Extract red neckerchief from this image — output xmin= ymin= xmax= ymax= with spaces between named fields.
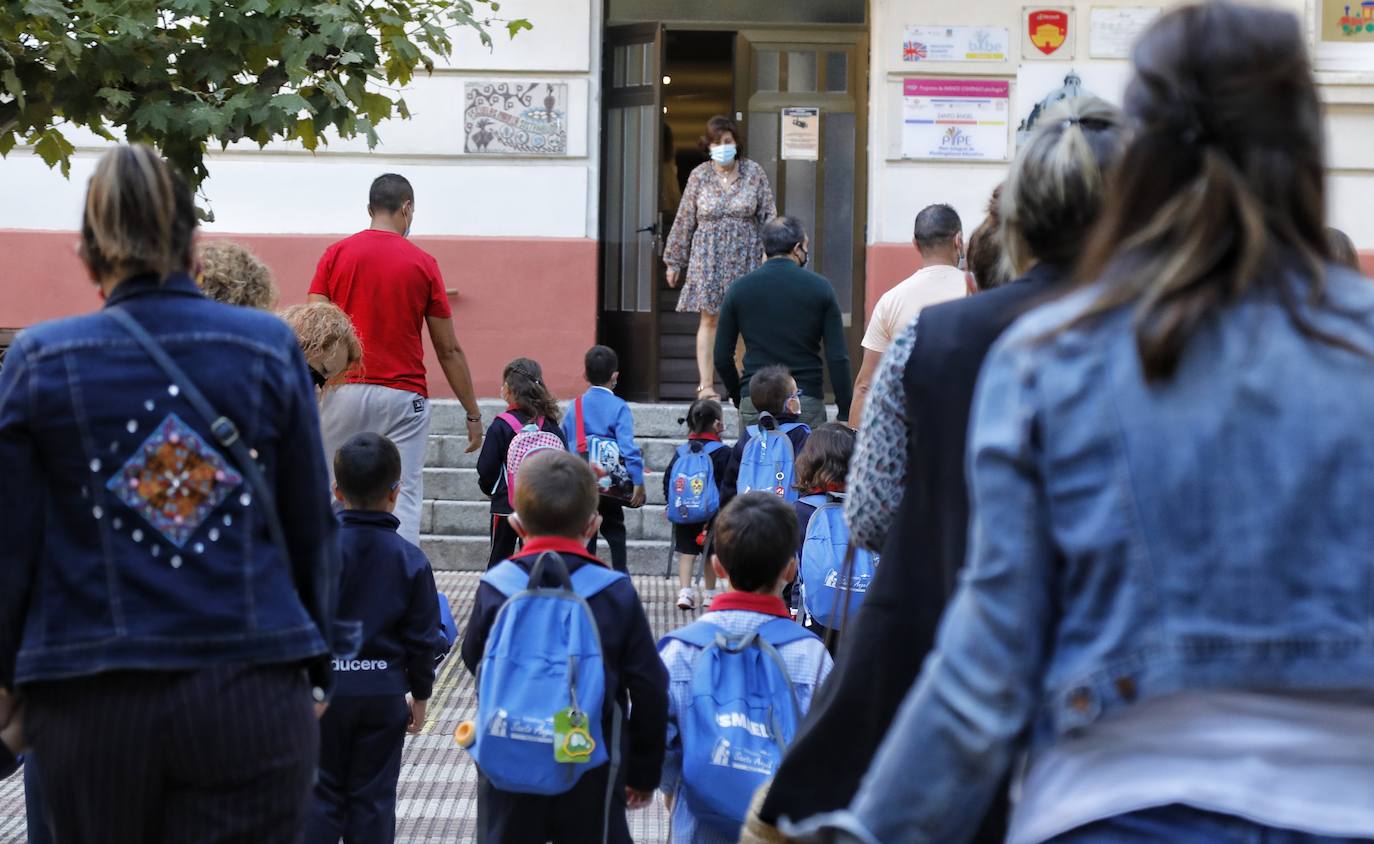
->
xmin=707 ymin=591 xmax=790 ymax=617
xmin=515 ymin=536 xmax=607 ymax=566
xmin=688 ymin=432 xmax=722 ymax=443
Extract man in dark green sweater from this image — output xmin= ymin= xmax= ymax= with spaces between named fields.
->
xmin=713 ymin=216 xmax=853 ymax=429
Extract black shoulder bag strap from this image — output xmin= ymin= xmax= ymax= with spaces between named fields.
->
xmin=104 ymin=306 xmax=294 ymax=564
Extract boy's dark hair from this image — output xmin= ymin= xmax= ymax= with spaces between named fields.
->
xmin=368 ymin=173 xmax=414 ymax=214
xmin=334 ymin=432 xmax=402 ymax=507
xmin=713 ymin=492 xmax=798 ymax=593
xmin=584 ymin=345 xmax=619 ymax=386
xmin=680 ymin=397 xmax=723 ymax=435
xmin=503 ymin=357 xmax=562 ymax=423
xmin=514 ymin=450 xmax=598 ymax=538
xmin=912 ymin=203 xmax=962 ymax=253
xmin=794 ymin=422 xmax=856 ymax=492
xmin=749 ymin=365 xmax=793 ymax=416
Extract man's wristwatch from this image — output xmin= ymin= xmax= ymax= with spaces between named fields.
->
xmin=466 ymin=413 xmax=482 ymax=423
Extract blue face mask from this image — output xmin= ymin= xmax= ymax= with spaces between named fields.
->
xmin=710 ymin=144 xmax=737 ymax=164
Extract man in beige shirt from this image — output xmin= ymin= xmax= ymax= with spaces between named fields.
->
xmin=849 ymin=204 xmax=969 ymax=426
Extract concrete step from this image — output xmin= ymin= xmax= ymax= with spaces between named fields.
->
xmin=425 ymin=433 xmax=703 ymax=476
xmin=426 ymin=500 xmax=673 ymax=542
xmin=421 ymin=535 xmax=681 ymax=576
xmin=423 ymin=467 xmax=667 ymax=506
xmin=428 ymin=399 xmax=741 ymax=440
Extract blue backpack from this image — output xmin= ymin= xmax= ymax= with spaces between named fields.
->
xmin=800 ymin=496 xmax=879 ymax=629
xmin=660 ymin=617 xmax=814 ymax=837
xmin=466 ymin=552 xmax=626 ymax=795
xmin=736 ymin=412 xmax=808 ymax=502
xmin=667 ymin=440 xmax=726 ymax=525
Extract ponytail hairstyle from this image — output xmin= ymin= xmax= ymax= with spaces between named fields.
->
xmin=680 ymin=397 xmax=724 ymax=435
xmin=1070 ymin=1 xmax=1353 ymax=381
xmin=502 ymin=357 xmax=561 ymax=423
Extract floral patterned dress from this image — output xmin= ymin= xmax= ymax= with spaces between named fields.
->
xmin=663 ymin=158 xmax=777 ymax=315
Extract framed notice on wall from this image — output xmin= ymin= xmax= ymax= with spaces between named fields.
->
xmin=781 ymin=108 xmax=820 ymax=160
xmin=901 ymin=77 xmax=1010 ymax=161
xmin=902 ymin=25 xmax=1010 ymax=62
xmin=1088 ymin=6 xmax=1160 ymax=58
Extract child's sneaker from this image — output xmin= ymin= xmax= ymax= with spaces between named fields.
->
xmin=701 ymin=589 xmax=719 ymax=608
xmin=676 ymin=587 xmax=697 ymax=610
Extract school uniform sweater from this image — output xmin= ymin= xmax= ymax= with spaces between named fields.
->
xmin=721 ymin=413 xmax=811 ymax=507
xmin=461 ymin=537 xmax=669 ymax=793
xmin=562 ymin=386 xmax=645 ymax=485
xmin=476 ymin=408 xmax=569 ymax=516
xmin=333 ymin=511 xmax=448 ymax=699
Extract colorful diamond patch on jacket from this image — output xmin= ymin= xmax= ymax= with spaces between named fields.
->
xmin=106 ymin=413 xmax=243 ymax=548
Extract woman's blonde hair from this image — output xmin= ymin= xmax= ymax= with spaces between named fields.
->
xmin=1000 ymin=96 xmax=1126 ymax=275
xmin=197 ymin=240 xmax=278 ymax=309
xmin=80 ymin=144 xmax=197 ymax=282
xmin=278 ymin=302 xmax=363 ymax=385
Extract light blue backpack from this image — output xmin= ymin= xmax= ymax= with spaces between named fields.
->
xmin=660 ymin=617 xmax=813 ymax=837
xmin=466 ymin=552 xmax=626 ymax=795
xmin=667 ymin=440 xmax=726 ymax=525
xmin=736 ymin=412 xmax=808 ymax=502
xmin=800 ymin=495 xmax=879 ymax=629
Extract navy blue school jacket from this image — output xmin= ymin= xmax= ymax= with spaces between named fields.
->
xmin=461 ymin=538 xmax=669 ymax=792
xmin=721 ymin=411 xmax=812 ymax=507
xmin=476 ymin=408 xmax=569 ymax=516
xmin=334 ymin=510 xmax=448 ymax=699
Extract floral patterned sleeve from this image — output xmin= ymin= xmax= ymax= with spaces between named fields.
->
xmin=663 ymin=168 xmax=700 ymax=272
xmin=846 ymin=316 xmax=918 ymax=552
xmin=755 ymin=163 xmax=777 ymax=225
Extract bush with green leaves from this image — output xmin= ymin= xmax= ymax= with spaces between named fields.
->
xmin=0 ymin=0 xmax=531 ymax=192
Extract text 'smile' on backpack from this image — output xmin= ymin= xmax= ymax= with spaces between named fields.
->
xmin=466 ymin=552 xmax=627 ymax=795
xmin=498 ymin=412 xmax=565 ymax=510
xmin=800 ymin=495 xmax=879 ymax=629
xmin=736 ymin=411 xmax=807 ymax=503
xmin=660 ymin=618 xmax=813 ymax=837
xmin=667 ymin=441 xmax=726 ymax=525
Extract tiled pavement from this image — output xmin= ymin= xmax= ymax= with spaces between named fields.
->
xmin=0 ymin=571 xmax=705 ymax=843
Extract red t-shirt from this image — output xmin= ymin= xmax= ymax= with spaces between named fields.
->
xmin=308 ymin=229 xmax=452 ymax=397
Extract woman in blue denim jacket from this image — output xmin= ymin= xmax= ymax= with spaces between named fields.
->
xmin=0 ymin=145 xmax=341 ymax=842
xmin=787 ymin=4 xmax=1374 ymax=843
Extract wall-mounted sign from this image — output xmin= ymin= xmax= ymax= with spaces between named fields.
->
xmin=464 ymin=81 xmax=569 ymax=155
xmin=780 ymin=107 xmax=820 ymax=161
xmin=902 ymin=26 xmax=1010 ymax=62
xmin=1324 ymin=0 xmax=1374 ymax=41
xmin=1025 ymin=8 xmax=1074 ymax=58
xmin=1088 ymin=6 xmax=1161 ymax=58
xmin=901 ymin=77 xmax=1010 ymax=161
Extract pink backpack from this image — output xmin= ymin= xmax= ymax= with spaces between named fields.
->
xmin=499 ymin=412 xmax=566 ymax=509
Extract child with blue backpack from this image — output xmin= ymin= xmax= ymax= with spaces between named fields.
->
xmin=307 ymin=433 xmax=449 ymax=844
xmin=665 ymin=398 xmax=730 ymax=611
xmin=722 ymin=365 xmax=812 ymax=509
xmin=792 ymin=424 xmax=876 ymax=655
xmin=460 ymin=449 xmax=669 ymax=844
xmin=477 ymin=357 xmax=568 ymax=568
xmin=658 ymin=492 xmax=834 ymax=843
xmin=562 ymin=345 xmax=647 ymax=573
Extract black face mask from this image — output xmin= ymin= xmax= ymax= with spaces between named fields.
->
xmin=310 ymin=367 xmax=329 ymax=389
xmin=796 ymin=246 xmax=809 ymax=268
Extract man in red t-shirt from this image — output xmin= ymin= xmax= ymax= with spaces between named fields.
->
xmin=309 ymin=174 xmax=484 ymax=545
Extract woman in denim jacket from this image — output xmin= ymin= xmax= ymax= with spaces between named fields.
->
xmin=0 ymin=145 xmax=340 ymax=842
xmin=788 ymin=4 xmax=1374 ymax=843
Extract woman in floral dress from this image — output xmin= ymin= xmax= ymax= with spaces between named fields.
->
xmin=663 ymin=115 xmax=776 ymax=399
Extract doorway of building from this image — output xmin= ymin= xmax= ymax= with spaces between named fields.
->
xmin=599 ymin=22 xmax=868 ymax=401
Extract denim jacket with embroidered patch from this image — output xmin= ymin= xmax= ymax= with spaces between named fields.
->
xmin=0 ymin=273 xmax=339 ymax=691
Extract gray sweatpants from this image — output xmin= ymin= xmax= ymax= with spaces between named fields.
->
xmin=320 ymin=384 xmax=430 ymax=546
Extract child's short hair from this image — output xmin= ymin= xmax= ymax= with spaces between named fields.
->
xmin=334 ymin=432 xmax=402 ymax=506
xmin=712 ymin=492 xmax=798 ymax=593
xmin=584 ymin=345 xmax=619 ymax=386
xmin=680 ymin=397 xmax=723 ymax=435
xmin=749 ymin=365 xmax=794 ymax=416
xmin=515 ymin=450 xmax=599 ymax=538
xmin=794 ymin=423 xmax=856 ymax=492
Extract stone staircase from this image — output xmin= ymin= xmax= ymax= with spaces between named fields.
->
xmin=417 ymin=399 xmax=742 ymax=575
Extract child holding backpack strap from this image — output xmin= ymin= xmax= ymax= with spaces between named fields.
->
xmin=461 ymin=450 xmax=668 ymax=844
xmin=658 ymin=493 xmax=833 ymax=843
xmin=665 ymin=398 xmax=730 ymax=611
xmin=562 ymin=345 xmax=647 ymax=573
xmin=476 ymin=358 xmax=568 ymax=568
xmin=722 ymin=366 xmax=812 ymax=509
xmin=792 ymin=424 xmax=875 ymax=654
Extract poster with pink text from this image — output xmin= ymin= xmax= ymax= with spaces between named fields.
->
xmin=901 ymin=77 xmax=1010 ymax=160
